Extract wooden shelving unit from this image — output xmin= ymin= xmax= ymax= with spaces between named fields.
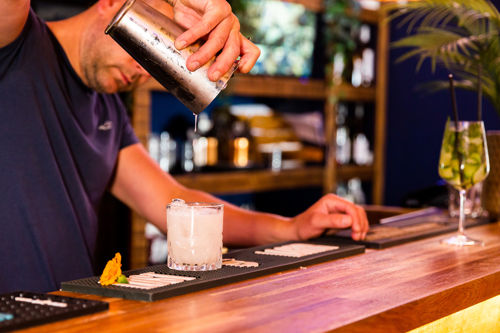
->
xmin=128 ymin=3 xmax=389 ymax=269
xmin=173 ymin=165 xmax=374 ymax=195
xmin=139 ymin=74 xmax=376 ymax=101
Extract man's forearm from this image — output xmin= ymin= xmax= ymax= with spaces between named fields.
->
xmin=111 ymin=143 xmax=294 ymax=247
xmin=165 ymin=185 xmax=296 ymax=246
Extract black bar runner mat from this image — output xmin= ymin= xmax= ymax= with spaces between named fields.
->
xmin=61 ymin=239 xmax=364 ymax=302
xmin=0 ymin=291 xmax=108 ymax=332
xmin=332 ymin=208 xmax=493 ymax=249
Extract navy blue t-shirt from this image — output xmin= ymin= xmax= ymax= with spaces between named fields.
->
xmin=0 ymin=9 xmax=139 ymax=292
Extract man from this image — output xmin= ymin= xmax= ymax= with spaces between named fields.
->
xmin=0 ymin=0 xmax=369 ymax=293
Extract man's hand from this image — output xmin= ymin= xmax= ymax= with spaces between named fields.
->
xmin=168 ymin=0 xmax=260 ymax=81
xmin=291 ymin=194 xmax=369 ymax=241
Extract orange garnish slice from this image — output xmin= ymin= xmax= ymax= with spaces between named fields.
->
xmin=99 ymin=252 xmax=122 ymax=286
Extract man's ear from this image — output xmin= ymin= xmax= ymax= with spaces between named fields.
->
xmin=96 ymin=0 xmax=125 ymax=16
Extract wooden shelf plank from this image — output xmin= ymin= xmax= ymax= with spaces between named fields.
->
xmin=173 ymin=165 xmax=373 ymax=194
xmin=174 ymin=167 xmax=324 ymax=194
xmin=326 ymin=84 xmax=376 ymax=102
xmin=225 ymin=75 xmax=326 ymax=99
xmin=229 ymin=76 xmax=375 ymax=102
xmin=345 ymin=8 xmax=381 ymax=24
xmin=137 ymin=76 xmax=326 ymax=99
xmin=287 ymin=0 xmax=324 ymax=12
xmin=337 ymin=164 xmax=374 ymax=180
xmin=138 ymin=76 xmax=376 ymax=102
xmin=359 ymin=8 xmax=380 ymax=24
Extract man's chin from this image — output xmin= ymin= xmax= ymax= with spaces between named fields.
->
xmin=92 ymin=82 xmax=124 ymax=94
xmin=91 ymin=78 xmax=144 ymax=94
xmin=119 ymin=80 xmax=144 ymax=92
xmin=86 ymin=82 xmax=116 ymax=94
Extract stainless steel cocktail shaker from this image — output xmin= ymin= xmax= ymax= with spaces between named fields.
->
xmin=105 ymin=0 xmax=237 ymax=114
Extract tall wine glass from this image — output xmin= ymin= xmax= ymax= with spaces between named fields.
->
xmin=438 ymin=119 xmax=490 ymax=246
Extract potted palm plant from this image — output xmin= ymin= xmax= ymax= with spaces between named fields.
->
xmin=386 ymin=0 xmax=500 ymax=217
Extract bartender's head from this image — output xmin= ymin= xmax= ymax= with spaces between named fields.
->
xmin=54 ymin=0 xmax=168 ymax=94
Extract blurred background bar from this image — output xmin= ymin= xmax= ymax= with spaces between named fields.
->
xmin=31 ymin=0 xmax=500 ymax=269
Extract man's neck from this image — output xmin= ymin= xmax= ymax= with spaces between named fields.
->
xmin=46 ymin=10 xmax=90 ymax=83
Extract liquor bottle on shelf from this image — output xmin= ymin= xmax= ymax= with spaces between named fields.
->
xmin=351 ymin=103 xmax=373 ymax=165
xmin=351 ymin=53 xmax=362 ymax=87
xmin=336 ymin=103 xmax=351 ymax=165
xmin=350 ymin=24 xmax=374 ymax=88
xmin=331 ymin=45 xmax=346 ymax=86
xmin=192 ymin=113 xmax=218 ymax=169
xmin=336 ymin=181 xmax=351 ymax=201
xmin=231 ymin=120 xmax=253 ymax=168
xmin=348 ymin=178 xmax=366 ymax=204
xmin=350 ymin=25 xmax=362 ymax=87
xmin=360 ymin=24 xmax=375 ymax=87
xmin=183 ymin=129 xmax=195 ymax=173
xmin=359 ymin=0 xmax=380 ymax=10
xmin=210 ymin=107 xmax=232 ymax=166
xmin=205 ymin=132 xmax=219 ymax=167
xmin=148 ymin=132 xmax=177 ymax=172
xmin=336 ymin=178 xmax=366 ymax=204
xmin=148 ymin=133 xmax=160 ymax=163
xmin=159 ymin=131 xmax=177 ymax=172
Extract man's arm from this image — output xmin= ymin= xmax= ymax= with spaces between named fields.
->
xmin=110 ymin=143 xmax=368 ymax=246
xmin=0 ymin=0 xmax=30 ymax=48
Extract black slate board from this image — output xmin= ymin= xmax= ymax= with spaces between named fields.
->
xmin=0 ymin=291 xmax=108 ymax=332
xmin=333 ymin=208 xmax=492 ymax=249
xmin=61 ymin=239 xmax=364 ymax=302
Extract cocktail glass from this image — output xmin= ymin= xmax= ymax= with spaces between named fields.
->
xmin=167 ymin=200 xmax=224 ymax=270
xmin=438 ymin=120 xmax=490 ymax=246
xmin=448 ymin=182 xmax=485 ymax=219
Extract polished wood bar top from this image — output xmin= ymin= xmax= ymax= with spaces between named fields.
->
xmin=21 ymin=222 xmax=500 ymax=332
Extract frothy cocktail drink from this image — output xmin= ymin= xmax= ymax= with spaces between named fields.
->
xmin=167 ymin=199 xmax=223 ymax=271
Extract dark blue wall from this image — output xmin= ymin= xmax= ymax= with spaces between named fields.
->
xmin=385 ymin=12 xmax=500 ymax=206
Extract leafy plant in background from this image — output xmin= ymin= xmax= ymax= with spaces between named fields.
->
xmin=324 ymin=0 xmax=361 ymax=56
xmin=231 ymin=0 xmax=317 ymax=77
xmin=388 ymin=0 xmax=500 ymax=114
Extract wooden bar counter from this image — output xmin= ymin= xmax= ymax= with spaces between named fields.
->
xmin=21 ymin=222 xmax=500 ymax=332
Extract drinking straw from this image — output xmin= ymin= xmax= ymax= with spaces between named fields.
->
xmin=448 ymin=73 xmax=463 ymax=185
xmin=477 ymin=65 xmax=482 ymax=121
xmin=448 ymin=74 xmax=460 ymax=124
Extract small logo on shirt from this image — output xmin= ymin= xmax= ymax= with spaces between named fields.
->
xmin=98 ymin=121 xmax=113 ymax=131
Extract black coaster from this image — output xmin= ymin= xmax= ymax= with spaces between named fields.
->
xmin=333 ymin=209 xmax=493 ymax=249
xmin=0 ymin=291 xmax=108 ymax=332
xmin=61 ymin=240 xmax=364 ymax=302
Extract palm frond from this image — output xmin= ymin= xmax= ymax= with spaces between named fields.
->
xmin=385 ymin=0 xmax=500 ymax=32
xmin=388 ymin=0 xmax=500 ymax=115
xmin=392 ymin=27 xmax=480 ymax=69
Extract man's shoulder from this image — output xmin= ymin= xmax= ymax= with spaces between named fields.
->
xmin=0 ymin=8 xmax=52 ymax=60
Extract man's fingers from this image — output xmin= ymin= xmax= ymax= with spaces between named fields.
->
xmin=169 ymin=1 xmax=259 ymax=79
xmin=206 ymin=28 xmax=240 ymax=80
xmin=237 ymin=34 xmax=260 ymax=73
xmin=349 ymin=205 xmax=369 ymax=241
xmin=185 ymin=16 xmax=239 ymax=78
xmin=357 ymin=205 xmax=369 ymax=239
xmin=314 ymin=194 xmax=369 ymax=240
xmin=309 ymin=213 xmax=352 ymax=231
xmin=320 ymin=194 xmax=361 ymax=225
xmin=174 ymin=1 xmax=232 ymax=50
